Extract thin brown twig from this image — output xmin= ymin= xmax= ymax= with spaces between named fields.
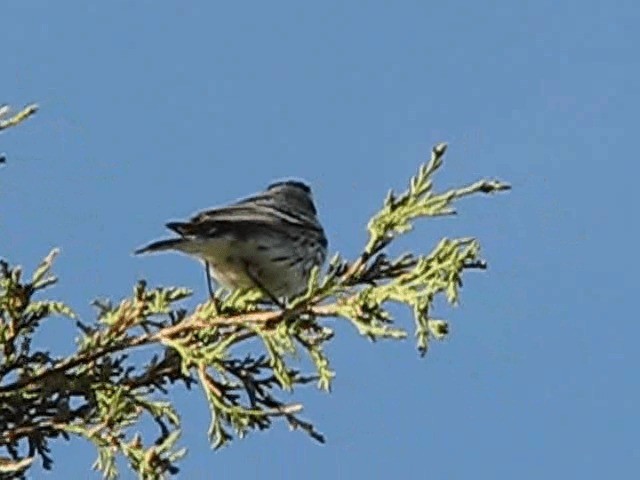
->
xmin=0 ymin=302 xmax=340 ymax=395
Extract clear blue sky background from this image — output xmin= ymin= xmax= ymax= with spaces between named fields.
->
xmin=2 ymin=1 xmax=638 ymax=479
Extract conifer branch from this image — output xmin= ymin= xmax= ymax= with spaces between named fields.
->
xmin=0 ymin=132 xmax=510 ymax=478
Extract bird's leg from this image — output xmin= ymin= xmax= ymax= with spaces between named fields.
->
xmin=242 ymin=260 xmax=286 ymax=310
xmin=205 ymin=261 xmax=215 ymax=299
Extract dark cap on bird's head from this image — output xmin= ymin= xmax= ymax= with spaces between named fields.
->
xmin=265 ymin=179 xmax=317 ymax=217
xmin=267 ymin=180 xmax=311 ymax=194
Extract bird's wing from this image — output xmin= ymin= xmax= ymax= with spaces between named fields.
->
xmin=166 ymin=191 xmax=320 ymax=238
xmin=166 ymin=204 xmax=295 ymax=238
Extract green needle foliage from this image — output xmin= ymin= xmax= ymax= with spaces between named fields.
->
xmin=1 ymin=106 xmax=510 ymax=478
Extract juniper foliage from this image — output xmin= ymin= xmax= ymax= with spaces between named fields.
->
xmin=0 ymin=104 xmax=510 ymax=478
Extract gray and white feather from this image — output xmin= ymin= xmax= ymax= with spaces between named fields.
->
xmin=135 ymin=180 xmax=328 ymax=298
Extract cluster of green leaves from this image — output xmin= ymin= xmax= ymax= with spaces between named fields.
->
xmin=0 ymin=138 xmax=509 ymax=479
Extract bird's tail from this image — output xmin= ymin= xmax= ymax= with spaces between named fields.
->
xmin=134 ymin=238 xmax=186 ymax=255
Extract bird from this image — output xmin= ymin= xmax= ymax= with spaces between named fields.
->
xmin=135 ymin=180 xmax=328 ymax=301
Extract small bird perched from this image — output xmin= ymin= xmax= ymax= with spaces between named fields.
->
xmin=135 ymin=180 xmax=328 ymax=301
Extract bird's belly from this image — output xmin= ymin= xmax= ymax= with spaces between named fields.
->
xmin=207 ymin=256 xmax=255 ymax=290
xmin=198 ymin=237 xmax=305 ymax=297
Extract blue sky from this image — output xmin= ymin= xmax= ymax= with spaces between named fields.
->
xmin=2 ymin=1 xmax=638 ymax=478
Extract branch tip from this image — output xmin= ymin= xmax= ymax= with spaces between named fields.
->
xmin=432 ymin=142 xmax=448 ymax=158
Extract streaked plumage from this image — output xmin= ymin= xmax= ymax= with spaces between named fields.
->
xmin=135 ymin=181 xmax=327 ymax=298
